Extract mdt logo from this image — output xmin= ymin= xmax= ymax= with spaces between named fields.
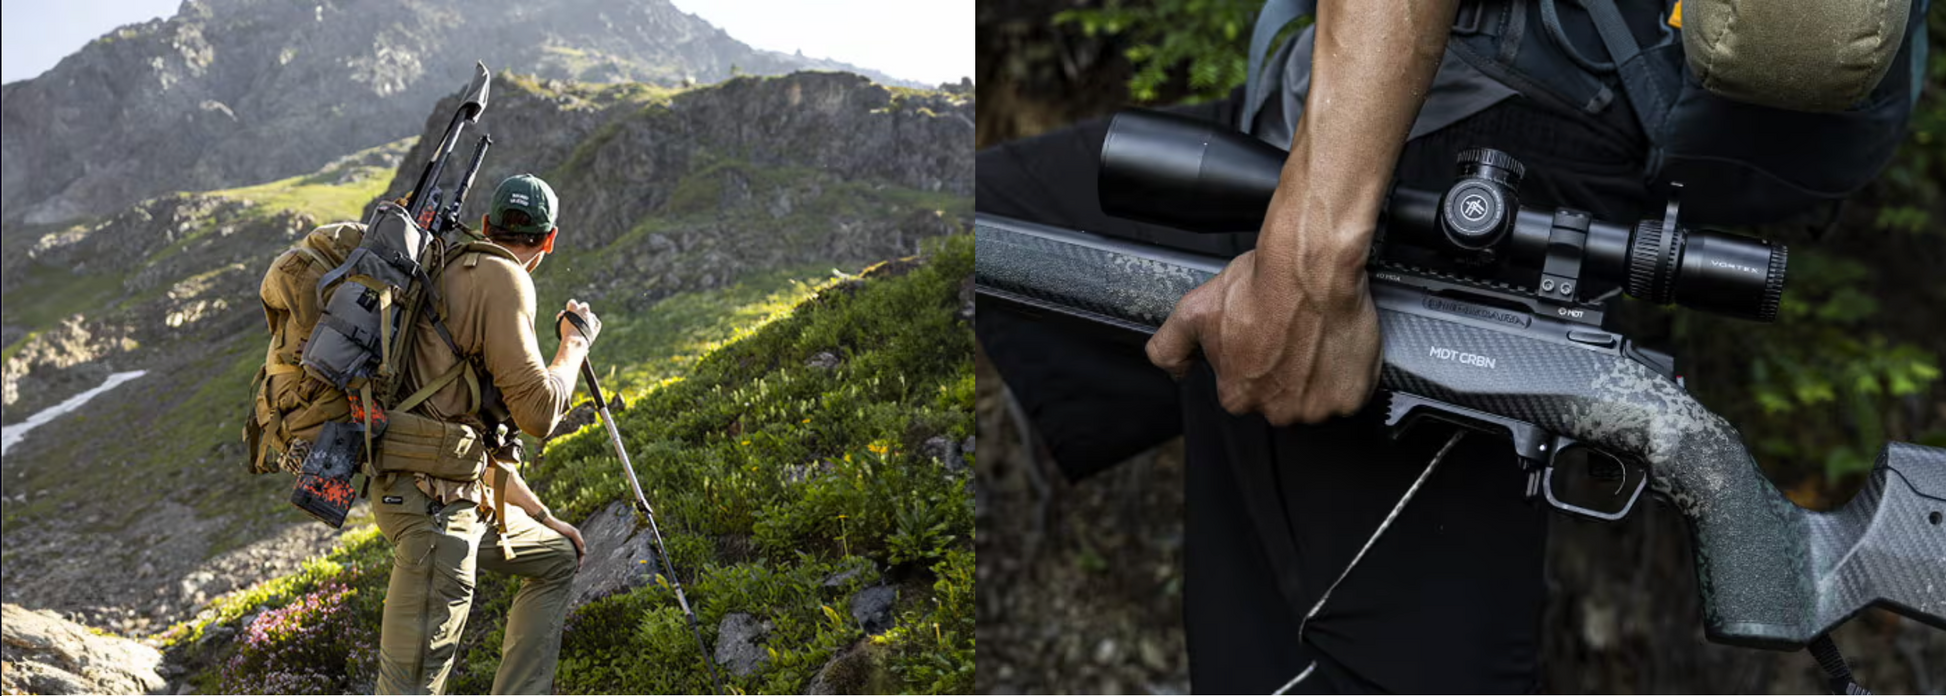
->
xmin=1429 ymin=345 xmax=1497 ymax=369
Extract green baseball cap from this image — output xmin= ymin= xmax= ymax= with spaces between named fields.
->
xmin=488 ymin=174 xmax=558 ymax=235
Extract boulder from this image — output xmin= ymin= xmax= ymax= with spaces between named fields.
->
xmin=805 ymin=351 xmax=842 ymax=371
xmin=0 ymin=603 xmax=166 ymax=695
xmin=820 ymin=566 xmax=869 ymax=590
xmin=921 ymin=436 xmax=968 ymax=473
xmin=567 ymin=501 xmax=659 ymax=609
xmin=849 ymin=585 xmax=897 ymax=636
xmin=805 ymin=639 xmax=892 ymax=695
xmin=713 ymin=612 xmax=774 ymax=678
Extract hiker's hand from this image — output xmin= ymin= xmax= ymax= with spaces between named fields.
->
xmin=556 ymin=299 xmax=602 ymax=346
xmin=542 ymin=515 xmax=587 ymax=569
xmin=1146 ymin=246 xmax=1381 ymax=426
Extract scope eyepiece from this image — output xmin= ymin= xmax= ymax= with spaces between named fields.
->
xmin=1457 ymin=148 xmax=1525 ymax=185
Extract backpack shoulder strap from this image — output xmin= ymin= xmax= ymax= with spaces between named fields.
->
xmin=396 ymin=238 xmax=520 ymax=417
xmin=452 ymin=240 xmax=519 ymax=269
xmin=423 ymin=238 xmax=518 ymax=349
xmin=1243 ymin=0 xmax=1316 ymax=136
xmin=1580 ymin=0 xmax=1676 ymax=146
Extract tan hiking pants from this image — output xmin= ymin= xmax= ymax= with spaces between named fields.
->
xmin=372 ymin=473 xmax=579 ymax=695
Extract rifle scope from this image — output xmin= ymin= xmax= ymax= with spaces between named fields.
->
xmin=1098 ymin=109 xmax=1787 ymax=322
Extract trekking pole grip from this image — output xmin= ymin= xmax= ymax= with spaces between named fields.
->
xmin=554 ymin=307 xmax=596 ymax=347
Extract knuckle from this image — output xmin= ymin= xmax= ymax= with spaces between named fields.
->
xmin=1217 ymin=384 xmax=1258 ymax=417
xmin=1264 ymin=404 xmax=1298 ymax=427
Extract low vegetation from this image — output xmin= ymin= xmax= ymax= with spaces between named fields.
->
xmin=162 ymin=234 xmax=975 ymax=694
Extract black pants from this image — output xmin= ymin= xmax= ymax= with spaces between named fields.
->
xmin=976 ymin=91 xmax=1652 ymax=693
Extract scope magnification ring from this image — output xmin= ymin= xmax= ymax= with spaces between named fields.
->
xmin=1626 ymin=219 xmax=1681 ymax=304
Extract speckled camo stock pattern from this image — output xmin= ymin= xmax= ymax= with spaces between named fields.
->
xmin=975 ymin=214 xmax=1946 ymax=649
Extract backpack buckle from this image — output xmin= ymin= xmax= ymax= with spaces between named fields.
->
xmin=1453 ymin=0 xmax=1486 ymax=34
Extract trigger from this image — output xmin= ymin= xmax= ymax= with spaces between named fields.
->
xmin=1540 ymin=437 xmax=1649 ymax=522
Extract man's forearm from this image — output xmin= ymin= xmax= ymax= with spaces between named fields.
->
xmin=1259 ymin=0 xmax=1459 ymax=271
xmin=548 ymin=335 xmax=588 ymax=404
xmin=492 ymin=462 xmax=551 ymax=519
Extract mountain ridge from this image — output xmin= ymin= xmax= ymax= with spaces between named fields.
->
xmin=0 ymin=0 xmax=940 ymax=228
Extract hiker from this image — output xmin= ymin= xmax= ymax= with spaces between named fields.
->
xmin=372 ymin=173 xmax=602 ymax=694
xmin=976 ymin=0 xmax=1924 ymax=692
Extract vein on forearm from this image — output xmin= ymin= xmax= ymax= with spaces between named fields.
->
xmin=1259 ymin=0 xmax=1459 ymax=269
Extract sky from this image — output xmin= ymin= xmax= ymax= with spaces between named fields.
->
xmin=0 ymin=0 xmax=181 ymax=83
xmin=671 ymin=0 xmax=971 ymax=86
xmin=0 ymin=0 xmax=972 ymax=86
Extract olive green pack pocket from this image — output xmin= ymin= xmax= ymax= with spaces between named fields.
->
xmin=375 ymin=411 xmax=489 ymax=482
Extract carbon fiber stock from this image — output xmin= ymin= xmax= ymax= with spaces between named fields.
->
xmin=975 ymin=213 xmax=1946 ymax=649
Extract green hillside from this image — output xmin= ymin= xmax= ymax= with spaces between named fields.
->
xmin=160 ymin=235 xmax=975 ymax=694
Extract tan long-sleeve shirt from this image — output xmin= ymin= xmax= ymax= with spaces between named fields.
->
xmin=404 ymin=245 xmax=569 ymax=504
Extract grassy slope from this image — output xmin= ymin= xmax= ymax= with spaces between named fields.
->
xmin=164 ymin=234 xmax=975 ymax=695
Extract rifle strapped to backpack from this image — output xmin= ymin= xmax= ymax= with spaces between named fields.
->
xmin=242 ymin=62 xmax=501 ymax=528
xmin=247 ymin=203 xmax=515 ymax=526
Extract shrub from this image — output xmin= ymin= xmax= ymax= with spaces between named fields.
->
xmin=216 ymin=580 xmax=377 ymax=694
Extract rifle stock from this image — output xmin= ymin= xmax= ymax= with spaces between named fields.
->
xmin=974 ymin=213 xmax=1946 ymax=649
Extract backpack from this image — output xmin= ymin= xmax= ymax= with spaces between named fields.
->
xmin=244 ymin=203 xmax=520 ymax=514
xmin=1243 ymin=0 xmax=1926 ymax=225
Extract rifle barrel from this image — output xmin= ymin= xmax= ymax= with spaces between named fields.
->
xmin=447 ymin=135 xmax=493 ymax=222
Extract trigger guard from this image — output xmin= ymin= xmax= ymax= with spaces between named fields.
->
xmin=1541 ymin=460 xmax=1647 ymax=522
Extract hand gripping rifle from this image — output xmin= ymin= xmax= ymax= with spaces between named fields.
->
xmin=974 ymin=109 xmax=1945 ymax=691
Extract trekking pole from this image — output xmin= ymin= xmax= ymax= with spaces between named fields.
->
xmin=562 ymin=312 xmax=725 ymax=695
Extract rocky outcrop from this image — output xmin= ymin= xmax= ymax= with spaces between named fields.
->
xmin=0 ymin=604 xmax=166 ymax=695
xmin=364 ymin=71 xmax=971 ymax=313
xmin=2 ymin=197 xmax=307 ymax=421
xmin=376 ymin=71 xmax=972 ymax=250
xmin=848 ymin=585 xmax=897 ymax=636
xmin=0 ymin=138 xmax=407 ymax=423
xmin=566 ymin=501 xmax=661 ymax=609
xmin=0 ymin=0 xmax=923 ymax=228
